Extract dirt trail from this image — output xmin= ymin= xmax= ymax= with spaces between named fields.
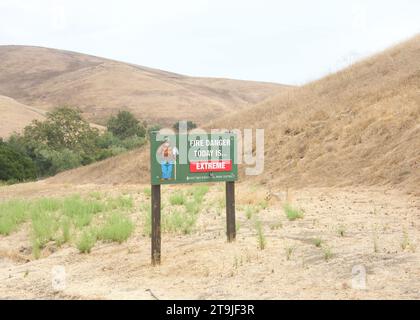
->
xmin=0 ymin=182 xmax=419 ymax=299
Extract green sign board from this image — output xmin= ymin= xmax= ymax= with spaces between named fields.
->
xmin=150 ymin=131 xmax=238 ymax=185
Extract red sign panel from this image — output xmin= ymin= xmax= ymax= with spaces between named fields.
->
xmin=190 ymin=160 xmax=232 ymax=173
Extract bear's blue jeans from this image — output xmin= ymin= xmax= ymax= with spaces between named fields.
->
xmin=161 ymin=161 xmax=174 ymax=179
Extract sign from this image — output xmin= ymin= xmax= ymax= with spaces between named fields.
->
xmin=150 ymin=132 xmax=238 ymax=185
xmin=149 ymin=130 xmax=238 ymax=266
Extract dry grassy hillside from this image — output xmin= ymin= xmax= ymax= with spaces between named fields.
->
xmin=217 ymin=35 xmax=420 ymax=195
xmin=47 ymin=35 xmax=420 ymax=195
xmin=0 ymin=95 xmax=45 ymax=137
xmin=47 ymin=147 xmax=148 ymax=185
xmin=0 ymin=94 xmax=105 ymax=138
xmin=0 ymin=46 xmax=288 ymax=126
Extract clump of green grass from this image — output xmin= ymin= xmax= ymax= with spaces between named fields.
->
xmin=245 ymin=205 xmax=256 ymax=220
xmin=243 ymin=201 xmax=267 ymax=221
xmin=185 ymin=201 xmax=200 ymax=215
xmin=143 ymin=187 xmax=204 ymax=236
xmin=255 ymin=219 xmax=266 ymax=250
xmin=143 ymin=187 xmax=151 ymax=197
xmin=62 ymin=195 xmax=104 ymax=228
xmin=258 ymin=200 xmax=269 ymax=210
xmin=323 ymin=245 xmax=333 ymax=261
xmin=0 ymin=199 xmax=30 ymax=235
xmin=89 ymin=191 xmax=102 ymax=200
xmin=31 ymin=211 xmax=59 ymax=246
xmin=233 ymin=256 xmax=239 ymax=269
xmin=31 ymin=210 xmax=60 ymax=258
xmin=59 ymin=217 xmax=72 ymax=245
xmin=270 ymin=221 xmax=282 ymax=230
xmin=401 ymin=230 xmax=410 ymax=251
xmin=34 ymin=198 xmax=61 ymax=212
xmin=285 ymin=245 xmax=294 ymax=260
xmin=233 ymin=255 xmax=245 ymax=270
xmin=163 ymin=209 xmax=197 ymax=235
xmin=106 ymin=195 xmax=133 ymax=211
xmin=141 ymin=201 xmax=199 ymax=236
xmin=1 ymin=193 xmax=140 ymax=257
xmin=313 ymin=238 xmax=322 ymax=247
xmin=283 ymin=204 xmax=304 ymax=221
xmin=217 ymin=196 xmax=226 ymax=209
xmin=338 ymin=225 xmax=346 ymax=237
xmin=373 ymin=233 xmax=379 ymax=253
xmin=191 ymin=185 xmax=209 ymax=204
xmin=97 ymin=213 xmax=135 ymax=243
xmin=32 ymin=242 xmax=41 ymax=259
xmin=140 ymin=203 xmax=151 ymax=236
xmin=77 ymin=229 xmax=97 ymax=253
xmin=169 ymin=191 xmax=186 ymax=206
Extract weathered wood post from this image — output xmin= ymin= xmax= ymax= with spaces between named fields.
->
xmin=151 ymin=184 xmax=161 ymax=265
xmin=226 ymin=181 xmax=236 ymax=242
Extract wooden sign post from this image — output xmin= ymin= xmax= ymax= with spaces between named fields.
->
xmin=225 ymin=181 xmax=236 ymax=242
xmin=150 ymin=132 xmax=238 ymax=265
xmin=151 ymin=184 xmax=161 ymax=265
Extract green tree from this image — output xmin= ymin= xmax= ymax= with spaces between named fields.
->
xmin=40 ymin=148 xmax=82 ymax=174
xmin=7 ymin=107 xmax=101 ymax=177
xmin=107 ymin=110 xmax=146 ymax=139
xmin=95 ymin=131 xmax=120 ymax=149
xmin=4 ymin=107 xmax=147 ymax=182
xmin=29 ymin=107 xmax=98 ymax=152
xmin=0 ymin=141 xmax=36 ymax=181
xmin=23 ymin=107 xmax=99 ymax=159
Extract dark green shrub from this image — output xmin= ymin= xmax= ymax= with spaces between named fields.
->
xmin=120 ymin=135 xmax=146 ymax=149
xmin=95 ymin=131 xmax=121 ymax=149
xmin=4 ymin=107 xmax=149 ymax=182
xmin=107 ymin=110 xmax=146 ymax=139
xmin=0 ymin=141 xmax=37 ymax=181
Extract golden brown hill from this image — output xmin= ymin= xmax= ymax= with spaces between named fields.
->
xmin=0 ymin=46 xmax=288 ymax=127
xmin=217 ymin=34 xmax=420 ymax=195
xmin=46 ymin=147 xmax=148 ymax=185
xmin=0 ymin=94 xmax=105 ymax=138
xmin=0 ymin=95 xmax=45 ymax=137
xmin=47 ymin=35 xmax=420 ymax=195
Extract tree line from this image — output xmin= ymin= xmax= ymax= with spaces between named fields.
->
xmin=0 ymin=107 xmax=156 ymax=183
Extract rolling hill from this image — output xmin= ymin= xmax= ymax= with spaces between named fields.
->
xmin=0 ymin=45 xmax=289 ymax=128
xmin=0 ymin=95 xmax=45 ymax=137
xmin=47 ymin=35 xmax=420 ymax=195
xmin=217 ymin=34 xmax=420 ymax=194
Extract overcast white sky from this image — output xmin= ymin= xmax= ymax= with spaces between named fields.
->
xmin=0 ymin=0 xmax=419 ymax=85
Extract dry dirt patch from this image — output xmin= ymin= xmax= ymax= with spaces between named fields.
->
xmin=0 ymin=182 xmax=418 ymax=299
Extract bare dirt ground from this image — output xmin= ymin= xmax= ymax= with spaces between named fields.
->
xmin=0 ymin=181 xmax=418 ymax=299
